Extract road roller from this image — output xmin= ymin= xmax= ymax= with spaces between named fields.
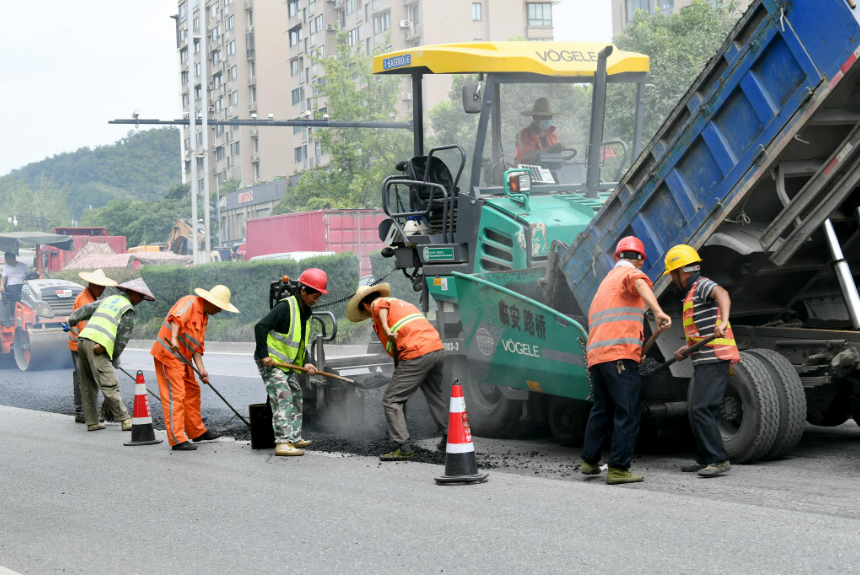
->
xmin=0 ymin=232 xmax=83 ymax=371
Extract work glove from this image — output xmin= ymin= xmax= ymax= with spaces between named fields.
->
xmin=61 ymin=323 xmax=69 ymax=332
xmin=111 ymin=355 xmax=122 ymax=369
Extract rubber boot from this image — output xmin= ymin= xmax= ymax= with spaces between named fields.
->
xmin=436 ymin=435 xmax=447 ymax=452
xmin=606 ymin=466 xmax=644 ymax=485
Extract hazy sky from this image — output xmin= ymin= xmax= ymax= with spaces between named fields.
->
xmin=0 ymin=0 xmax=612 ymax=176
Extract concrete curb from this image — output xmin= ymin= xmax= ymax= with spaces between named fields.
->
xmin=126 ymin=339 xmax=368 ymax=357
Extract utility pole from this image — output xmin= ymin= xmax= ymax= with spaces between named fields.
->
xmin=188 ymin=10 xmax=199 ymax=266
xmin=200 ymin=9 xmax=211 ymax=263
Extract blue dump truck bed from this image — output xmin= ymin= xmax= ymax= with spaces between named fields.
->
xmin=560 ymin=0 xmax=860 ymax=316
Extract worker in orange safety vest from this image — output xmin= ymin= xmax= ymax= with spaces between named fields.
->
xmin=581 ymin=236 xmax=671 ymax=485
xmin=347 ymin=282 xmax=448 ymax=461
xmin=665 ymin=244 xmax=740 ymax=478
xmin=151 ymin=285 xmax=239 ymax=451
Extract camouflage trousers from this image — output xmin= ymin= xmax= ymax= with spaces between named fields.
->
xmin=257 ymin=362 xmax=303 ymax=444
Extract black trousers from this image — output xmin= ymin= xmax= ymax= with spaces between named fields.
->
xmin=6 ymin=284 xmax=22 ymax=302
xmin=581 ymin=359 xmax=642 ymax=470
xmin=690 ymin=360 xmax=731 ymax=464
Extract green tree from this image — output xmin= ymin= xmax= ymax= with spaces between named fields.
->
xmin=217 ymin=177 xmax=241 ymax=198
xmin=0 ymin=174 xmax=73 ymax=231
xmin=608 ymin=0 xmax=741 ymax=148
xmin=273 ymin=31 xmax=412 ymax=215
xmin=80 ymin=196 xmax=191 ymax=247
xmin=4 ymin=128 xmax=181 ymax=218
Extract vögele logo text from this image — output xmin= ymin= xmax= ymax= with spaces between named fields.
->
xmin=476 ymin=328 xmax=494 ymax=356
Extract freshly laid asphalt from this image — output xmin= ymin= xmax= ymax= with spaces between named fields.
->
xmin=3 ymin=350 xmax=860 ymax=573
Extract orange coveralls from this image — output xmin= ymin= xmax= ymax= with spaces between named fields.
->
xmin=150 ymin=295 xmax=209 ymax=446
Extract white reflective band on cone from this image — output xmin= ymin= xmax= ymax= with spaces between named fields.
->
xmin=446 ymin=442 xmax=475 ymax=454
xmin=448 ymin=396 xmax=466 ymax=412
xmin=132 ymin=417 xmax=153 ymax=425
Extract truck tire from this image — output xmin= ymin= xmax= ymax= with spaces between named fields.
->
xmin=461 ymin=379 xmax=530 ymax=438
xmin=687 ymin=352 xmax=779 ymax=464
xmin=746 ymin=349 xmax=807 ymax=460
xmin=548 ymin=396 xmax=591 ymax=447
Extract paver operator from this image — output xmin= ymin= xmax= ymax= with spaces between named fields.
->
xmin=1 ymin=252 xmax=30 ymax=303
xmin=68 ymin=269 xmax=117 ymax=424
xmin=664 ymin=244 xmax=739 ymax=478
xmin=580 ymin=237 xmax=671 ymax=485
xmin=151 ymin=284 xmax=239 ymax=451
xmin=515 ymin=97 xmax=566 ymax=164
xmin=68 ymin=279 xmax=156 ymax=432
xmin=253 ymin=269 xmax=327 ymax=457
xmin=348 ymin=283 xmax=448 ymax=461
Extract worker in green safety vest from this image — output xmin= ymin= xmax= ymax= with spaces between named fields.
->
xmin=253 ymin=269 xmax=326 ymax=457
xmin=68 ymin=278 xmax=156 ymax=432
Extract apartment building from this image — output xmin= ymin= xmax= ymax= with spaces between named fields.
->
xmin=177 ymin=0 xmax=557 ymax=238
xmin=611 ymin=0 xmax=752 ymax=38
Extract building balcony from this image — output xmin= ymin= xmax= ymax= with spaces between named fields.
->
xmin=244 ymin=0 xmax=253 ymax=9
xmin=251 ymin=153 xmax=260 ymax=163
xmin=248 ymin=75 xmax=256 ymax=86
xmin=246 ymin=25 xmax=254 ymax=34
xmin=404 ymin=0 xmax=419 ymax=5
xmin=249 ymin=100 xmax=258 ymax=113
xmin=251 ymin=127 xmax=259 ymax=138
xmin=246 ymin=48 xmax=255 ymax=61
xmin=405 ymin=24 xmax=421 ymax=40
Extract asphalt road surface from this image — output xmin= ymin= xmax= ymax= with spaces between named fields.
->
xmin=3 ymin=350 xmax=860 ymax=573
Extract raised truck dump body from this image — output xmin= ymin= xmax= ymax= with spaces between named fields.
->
xmin=419 ymin=0 xmax=860 ymax=461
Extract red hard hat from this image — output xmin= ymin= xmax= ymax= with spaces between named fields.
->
xmin=614 ymin=236 xmax=646 ymax=261
xmin=298 ymin=268 xmax=329 ymax=294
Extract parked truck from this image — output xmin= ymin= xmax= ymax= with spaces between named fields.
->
xmin=245 ymin=209 xmax=388 ymax=276
xmin=336 ymin=0 xmax=860 ymax=464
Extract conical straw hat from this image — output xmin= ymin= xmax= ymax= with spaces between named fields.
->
xmin=78 ymin=268 xmax=118 ymax=287
xmin=117 ymin=278 xmax=156 ymax=302
xmin=194 ymin=285 xmax=239 ymax=313
xmin=346 ymin=283 xmax=391 ymax=323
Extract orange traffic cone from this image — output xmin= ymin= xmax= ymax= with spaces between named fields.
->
xmin=124 ymin=370 xmax=163 ymax=446
xmin=435 ymin=380 xmax=488 ymax=485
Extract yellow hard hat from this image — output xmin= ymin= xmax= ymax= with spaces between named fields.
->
xmin=663 ymin=244 xmax=701 ymax=275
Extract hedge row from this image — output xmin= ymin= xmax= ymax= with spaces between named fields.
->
xmin=139 ymin=252 xmax=360 ymax=325
xmin=53 ymin=252 xmax=361 ymax=342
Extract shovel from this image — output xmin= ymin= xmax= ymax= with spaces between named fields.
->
xmin=271 ymin=360 xmax=357 ymax=385
xmin=171 ymin=352 xmax=251 ymax=428
xmin=116 ymin=366 xmax=163 ymax=403
xmin=646 ymin=334 xmax=719 ymax=376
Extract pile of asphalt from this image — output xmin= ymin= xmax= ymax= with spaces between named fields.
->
xmin=640 ymin=357 xmax=664 ymax=377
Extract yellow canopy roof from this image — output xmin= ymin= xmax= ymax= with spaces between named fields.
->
xmin=372 ymin=42 xmax=649 ymax=78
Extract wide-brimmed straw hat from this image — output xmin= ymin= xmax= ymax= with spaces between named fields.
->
xmin=78 ymin=269 xmax=117 ymax=287
xmin=117 ymin=278 xmax=156 ymax=302
xmin=194 ymin=284 xmax=239 ymax=313
xmin=347 ymin=283 xmax=391 ymax=323
xmin=520 ymin=97 xmax=561 ymax=117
